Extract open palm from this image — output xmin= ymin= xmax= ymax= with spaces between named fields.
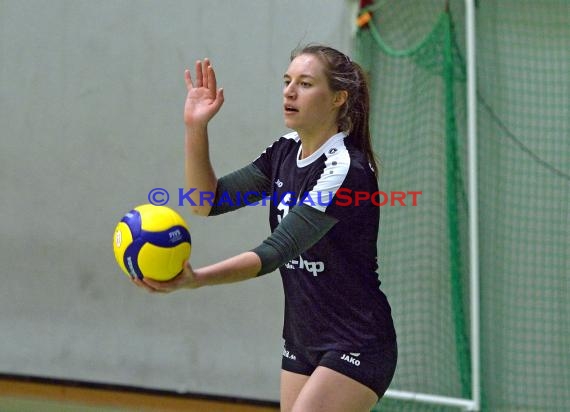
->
xmin=184 ymin=58 xmax=224 ymax=127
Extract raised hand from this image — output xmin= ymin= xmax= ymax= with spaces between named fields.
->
xmin=184 ymin=58 xmax=224 ymax=128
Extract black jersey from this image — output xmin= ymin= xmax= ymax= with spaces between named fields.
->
xmin=252 ymin=131 xmax=396 ymax=352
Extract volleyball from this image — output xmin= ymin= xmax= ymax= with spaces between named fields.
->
xmin=113 ymin=204 xmax=191 ymax=281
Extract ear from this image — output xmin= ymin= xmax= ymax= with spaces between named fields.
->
xmin=332 ymin=90 xmax=348 ymax=108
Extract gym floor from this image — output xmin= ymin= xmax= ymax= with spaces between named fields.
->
xmin=0 ymin=376 xmax=280 ymax=412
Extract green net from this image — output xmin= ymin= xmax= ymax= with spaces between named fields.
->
xmin=354 ymin=1 xmax=570 ymax=411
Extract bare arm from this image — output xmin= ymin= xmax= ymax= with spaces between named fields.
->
xmin=132 ymin=205 xmax=338 ymax=293
xmin=183 ymin=59 xmax=225 ymax=216
xmin=191 ymin=252 xmax=261 ymax=287
xmin=134 ymin=252 xmax=261 ymax=293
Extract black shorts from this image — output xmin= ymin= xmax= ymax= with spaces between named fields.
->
xmin=281 ymin=339 xmax=397 ymax=399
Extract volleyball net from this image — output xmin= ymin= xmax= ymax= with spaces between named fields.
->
xmin=353 ymin=1 xmax=570 ymax=411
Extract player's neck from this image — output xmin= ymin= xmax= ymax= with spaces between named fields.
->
xmin=298 ymin=124 xmax=339 ymax=159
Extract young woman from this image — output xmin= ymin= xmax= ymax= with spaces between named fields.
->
xmin=134 ymin=45 xmax=397 ymax=412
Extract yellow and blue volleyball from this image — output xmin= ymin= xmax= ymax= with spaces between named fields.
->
xmin=113 ymin=204 xmax=191 ymax=281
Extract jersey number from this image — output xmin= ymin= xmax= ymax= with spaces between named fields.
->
xmin=277 ymin=193 xmax=291 ymax=223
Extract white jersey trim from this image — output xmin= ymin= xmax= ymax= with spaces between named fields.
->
xmin=298 ymin=132 xmax=350 ymax=212
xmin=296 ymin=131 xmax=347 ymax=168
xmin=283 ymin=131 xmax=300 ymax=141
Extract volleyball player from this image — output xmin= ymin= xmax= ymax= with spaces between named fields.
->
xmin=134 ymin=45 xmax=397 ymax=412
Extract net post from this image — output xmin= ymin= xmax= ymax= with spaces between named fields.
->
xmin=384 ymin=389 xmax=476 ymax=410
xmin=464 ymin=0 xmax=481 ymax=411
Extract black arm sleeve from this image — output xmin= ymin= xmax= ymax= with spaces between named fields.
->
xmin=208 ymin=164 xmax=272 ymax=216
xmin=251 ymin=205 xmax=339 ymax=276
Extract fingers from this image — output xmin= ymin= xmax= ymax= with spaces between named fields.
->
xmin=130 ymin=276 xmax=171 ymax=294
xmin=194 ymin=59 xmax=210 ymax=88
xmin=196 ymin=57 xmax=216 ymax=90
xmin=214 ymin=87 xmax=225 ymax=110
xmin=141 ymin=277 xmax=170 ymax=293
xmin=206 ymin=60 xmax=217 ymax=92
xmin=202 ymin=58 xmax=209 ymax=89
xmin=132 ymin=270 xmax=188 ymax=293
xmin=188 ymin=58 xmax=217 ymax=91
xmin=184 ymin=69 xmax=193 ymax=90
xmin=195 ymin=60 xmax=203 ymax=87
xmin=130 ymin=276 xmax=159 ymax=293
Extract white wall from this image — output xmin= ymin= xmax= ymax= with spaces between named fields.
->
xmin=0 ymin=0 xmax=353 ymax=401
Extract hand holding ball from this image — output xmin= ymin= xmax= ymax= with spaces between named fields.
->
xmin=113 ymin=204 xmax=191 ymax=281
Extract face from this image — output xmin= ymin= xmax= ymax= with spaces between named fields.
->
xmin=283 ymin=54 xmax=345 ymax=136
